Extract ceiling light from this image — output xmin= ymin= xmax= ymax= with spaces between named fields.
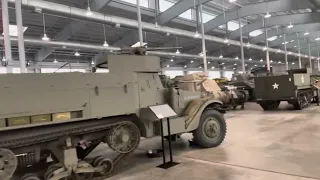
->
xmin=191 ymin=60 xmax=194 ymax=63
xmin=184 ymin=65 xmax=187 ymax=68
xmin=234 ymin=63 xmax=237 ymax=66
xmin=305 ymin=55 xmax=308 ymax=58
xmin=235 ymin=56 xmax=239 ymax=60
xmin=131 ymin=42 xmax=147 ymax=47
xmin=229 ymin=0 xmax=236 ymax=2
xmin=263 ymin=46 xmax=268 ymax=51
xmin=86 ymin=7 xmax=93 ymax=16
xmin=91 ymin=60 xmax=95 ymax=65
xmin=103 ymin=41 xmax=109 ymax=47
xmin=170 ymin=58 xmax=174 ymax=62
xmin=223 ymin=67 xmax=226 ymax=69
xmin=278 ymin=61 xmax=281 ymax=64
xmin=221 ymin=63 xmax=225 ymax=65
xmin=246 ymin=42 xmax=251 ymax=47
xmin=245 ymin=64 xmax=248 ymax=66
xmin=292 ymin=62 xmax=295 ymax=65
xmin=287 ymin=22 xmax=293 ymax=29
xmin=304 ymin=31 xmax=310 ymax=36
xmin=53 ymin=59 xmax=58 ymax=63
xmin=249 ymin=57 xmax=252 ymax=61
xmin=270 ymin=60 xmax=273 ymax=63
xmin=166 ymin=32 xmax=170 ymax=36
xmin=211 ymin=66 xmax=215 ymax=69
xmin=166 ymin=64 xmax=170 ymax=67
xmin=288 ymin=51 xmax=292 ymax=54
xmin=219 ymin=54 xmax=223 ymax=58
xmin=233 ymin=67 xmax=236 ymax=70
xmin=294 ymin=45 xmax=297 ymax=48
xmin=254 ymin=64 xmax=257 ymax=67
xmin=2 ymin=56 xmax=6 ymax=62
xmin=194 ymin=31 xmax=200 ymax=38
xmin=282 ymin=42 xmax=289 ymax=45
xmin=277 ymin=49 xmax=281 ymax=53
xmin=115 ymin=23 xmax=121 ymax=28
xmin=176 ymin=49 xmax=180 ymax=54
xmin=199 ymin=66 xmax=202 ymax=69
xmin=75 ymin=51 xmax=80 ymax=56
xmin=260 ymin=59 xmax=263 ymax=62
xmin=42 ymin=33 xmax=50 ymax=41
xmin=264 ymin=11 xmax=271 ymax=18
xmin=224 ymin=38 xmax=229 ymax=43
xmin=316 ymin=37 xmax=320 ymax=41
xmin=290 ymin=40 xmax=295 ymax=43
xmin=208 ymin=61 xmax=211 ymax=64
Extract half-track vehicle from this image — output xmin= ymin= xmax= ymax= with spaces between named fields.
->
xmin=255 ymin=68 xmax=317 ymax=110
xmin=0 ymin=52 xmax=227 ymax=180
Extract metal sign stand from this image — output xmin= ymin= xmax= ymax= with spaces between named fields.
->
xmin=148 ymin=104 xmax=180 ymax=169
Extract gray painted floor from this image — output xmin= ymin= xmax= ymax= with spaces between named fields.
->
xmin=90 ymin=102 xmax=320 ymax=180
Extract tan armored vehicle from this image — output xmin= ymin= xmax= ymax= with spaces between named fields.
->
xmin=0 ymin=53 xmax=227 ymax=180
xmin=170 ymin=72 xmax=247 ymax=110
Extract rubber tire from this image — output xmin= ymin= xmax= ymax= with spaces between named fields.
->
xmin=192 ymin=110 xmax=227 ymax=148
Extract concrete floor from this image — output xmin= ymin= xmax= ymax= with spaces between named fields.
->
xmin=91 ymin=102 xmax=320 ymax=180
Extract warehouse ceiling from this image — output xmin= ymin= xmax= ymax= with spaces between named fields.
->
xmin=0 ymin=0 xmax=320 ymax=71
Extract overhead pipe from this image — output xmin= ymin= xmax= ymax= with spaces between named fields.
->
xmin=1 ymin=36 xmax=264 ymax=64
xmin=7 ymin=0 xmax=311 ymax=59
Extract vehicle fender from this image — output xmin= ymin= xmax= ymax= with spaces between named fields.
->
xmin=184 ymin=97 xmax=223 ymax=132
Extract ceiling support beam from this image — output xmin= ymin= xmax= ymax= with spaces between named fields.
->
xmin=229 ymin=12 xmax=320 ymax=40
xmin=35 ymin=0 xmax=113 ymax=61
xmin=157 ymin=0 xmax=211 ymax=25
xmin=203 ymin=0 xmax=313 ymax=33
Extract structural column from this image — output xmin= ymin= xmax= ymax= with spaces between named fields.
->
xmin=136 ymin=0 xmax=143 ymax=46
xmin=296 ymin=33 xmax=301 ymax=68
xmin=199 ymin=4 xmax=207 ymax=73
xmin=1 ymin=0 xmax=13 ymax=73
xmin=15 ymin=0 xmax=27 ymax=73
xmin=284 ymin=34 xmax=288 ymax=70
xmin=318 ymin=43 xmax=320 ymax=72
xmin=238 ymin=11 xmax=245 ymax=73
xmin=308 ymin=43 xmax=312 ymax=72
xmin=263 ymin=18 xmax=270 ymax=72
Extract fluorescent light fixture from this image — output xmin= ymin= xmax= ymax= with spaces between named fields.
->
xmin=75 ymin=51 xmax=80 ymax=56
xmin=170 ymin=58 xmax=174 ymax=62
xmin=2 ymin=24 xmax=27 ymax=36
xmin=131 ymin=42 xmax=147 ymax=47
xmin=260 ymin=59 xmax=263 ymax=62
xmin=304 ymin=31 xmax=310 ymax=36
xmin=233 ymin=67 xmax=236 ymax=70
xmin=249 ymin=30 xmax=263 ymax=37
xmin=288 ymin=51 xmax=292 ymax=54
xmin=229 ymin=0 xmax=236 ymax=2
xmin=199 ymin=66 xmax=202 ymax=68
xmin=53 ymin=59 xmax=58 ymax=63
xmin=2 ymin=56 xmax=6 ymax=61
xmin=211 ymin=66 xmax=215 ymax=69
xmin=264 ymin=11 xmax=271 ymax=18
xmin=224 ymin=38 xmax=229 ymax=43
xmin=263 ymin=46 xmax=268 ymax=51
xmin=235 ymin=56 xmax=239 ymax=60
xmin=254 ymin=64 xmax=257 ymax=67
xmin=208 ymin=61 xmax=211 ymax=64
xmin=234 ymin=63 xmax=237 ymax=66
xmin=290 ymin=40 xmax=295 ymax=43
xmin=194 ymin=31 xmax=200 ymax=38
xmin=86 ymin=7 xmax=93 ymax=16
xmin=42 ymin=33 xmax=50 ymax=41
xmin=249 ymin=57 xmax=252 ymax=61
xmin=316 ymin=37 xmax=320 ymax=41
xmin=270 ymin=60 xmax=273 ymax=63
xmin=219 ymin=54 xmax=223 ymax=58
xmin=294 ymin=45 xmax=297 ymax=48
xmin=191 ymin=60 xmax=194 ymax=63
xmin=267 ymin=36 xmax=278 ymax=41
xmin=292 ymin=62 xmax=295 ymax=65
xmin=305 ymin=55 xmax=308 ymax=58
xmin=277 ymin=49 xmax=281 ymax=53
xmin=221 ymin=63 xmax=225 ymax=65
xmin=91 ymin=60 xmax=95 ymax=65
xmin=166 ymin=64 xmax=170 ymax=67
xmin=103 ymin=41 xmax=109 ymax=47
xmin=245 ymin=64 xmax=248 ymax=66
xmin=287 ymin=22 xmax=293 ymax=28
xmin=282 ymin=41 xmax=289 ymax=45
xmin=176 ymin=49 xmax=180 ymax=54
xmin=246 ymin=42 xmax=251 ymax=47
xmin=278 ymin=61 xmax=281 ymax=64
xmin=184 ymin=65 xmax=187 ymax=68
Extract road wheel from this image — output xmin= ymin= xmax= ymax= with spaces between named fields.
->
xmin=192 ymin=110 xmax=227 ymax=148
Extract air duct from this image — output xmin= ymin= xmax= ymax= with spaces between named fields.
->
xmin=7 ymin=0 xmax=303 ymax=57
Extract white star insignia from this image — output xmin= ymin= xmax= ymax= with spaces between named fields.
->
xmin=272 ymin=83 xmax=279 ymax=89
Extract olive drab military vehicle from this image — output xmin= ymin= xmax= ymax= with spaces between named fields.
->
xmin=0 ymin=49 xmax=227 ymax=180
xmin=255 ymin=68 xmax=319 ymax=110
xmin=169 ymin=73 xmax=248 ymax=110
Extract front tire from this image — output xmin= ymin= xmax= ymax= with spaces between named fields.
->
xmin=192 ymin=110 xmax=227 ymax=148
